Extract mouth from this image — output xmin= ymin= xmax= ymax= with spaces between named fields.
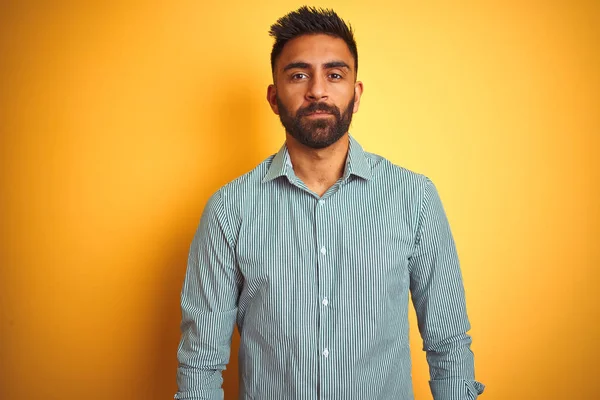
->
xmin=304 ymin=111 xmax=333 ymax=118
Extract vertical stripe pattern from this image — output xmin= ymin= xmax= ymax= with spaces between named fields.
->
xmin=175 ymin=135 xmax=484 ymax=400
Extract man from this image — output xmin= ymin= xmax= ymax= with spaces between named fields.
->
xmin=175 ymin=6 xmax=484 ymax=400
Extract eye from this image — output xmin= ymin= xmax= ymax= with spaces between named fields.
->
xmin=329 ymin=73 xmax=343 ymax=80
xmin=291 ymin=73 xmax=308 ymax=80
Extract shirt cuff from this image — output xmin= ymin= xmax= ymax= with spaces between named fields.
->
xmin=429 ymin=379 xmax=485 ymax=400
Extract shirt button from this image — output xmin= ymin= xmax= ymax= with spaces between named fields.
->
xmin=320 ymin=246 xmax=327 ymax=255
xmin=322 ymin=297 xmax=329 ymax=306
xmin=322 ymin=348 xmax=329 ymax=358
xmin=318 ymin=199 xmax=325 ymax=206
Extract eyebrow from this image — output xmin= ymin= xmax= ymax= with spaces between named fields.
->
xmin=282 ymin=61 xmax=351 ymax=72
xmin=324 ymin=61 xmax=351 ymax=70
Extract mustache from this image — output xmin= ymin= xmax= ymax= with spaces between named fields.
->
xmin=296 ymin=102 xmax=340 ymax=117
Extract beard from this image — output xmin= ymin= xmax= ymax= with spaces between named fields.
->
xmin=276 ymin=95 xmax=355 ymax=149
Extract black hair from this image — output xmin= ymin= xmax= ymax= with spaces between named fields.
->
xmin=268 ymin=6 xmax=358 ymax=76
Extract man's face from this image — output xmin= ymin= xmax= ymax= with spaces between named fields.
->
xmin=267 ymin=34 xmax=363 ymax=149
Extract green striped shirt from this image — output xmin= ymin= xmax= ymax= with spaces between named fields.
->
xmin=175 ymin=135 xmax=484 ymax=399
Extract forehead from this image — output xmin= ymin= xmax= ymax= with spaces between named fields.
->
xmin=276 ymin=34 xmax=354 ymax=70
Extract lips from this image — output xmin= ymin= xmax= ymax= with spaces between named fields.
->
xmin=299 ymin=103 xmax=338 ymax=118
xmin=305 ymin=111 xmax=332 ymax=116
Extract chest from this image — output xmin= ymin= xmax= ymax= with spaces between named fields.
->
xmin=234 ymin=189 xmax=415 ymax=293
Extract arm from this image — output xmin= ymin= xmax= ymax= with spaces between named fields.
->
xmin=408 ymin=179 xmax=484 ymax=400
xmin=175 ymin=190 xmax=242 ymax=400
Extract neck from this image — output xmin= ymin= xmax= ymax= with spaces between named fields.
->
xmin=285 ymin=133 xmax=350 ymax=196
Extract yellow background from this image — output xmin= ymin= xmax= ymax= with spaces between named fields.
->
xmin=1 ymin=1 xmax=598 ymax=399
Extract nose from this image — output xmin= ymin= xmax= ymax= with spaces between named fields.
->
xmin=306 ymin=74 xmax=328 ymax=101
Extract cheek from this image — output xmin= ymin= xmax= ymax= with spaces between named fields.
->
xmin=331 ymin=84 xmax=356 ymax=102
xmin=279 ymin=86 xmax=304 ymax=103
xmin=278 ymin=95 xmax=305 ymax=116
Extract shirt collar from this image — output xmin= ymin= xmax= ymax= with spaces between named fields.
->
xmin=343 ymin=135 xmax=373 ymax=181
xmin=262 ymin=135 xmax=372 ymax=183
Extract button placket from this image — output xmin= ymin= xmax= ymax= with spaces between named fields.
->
xmin=314 ymin=195 xmax=332 ymax=396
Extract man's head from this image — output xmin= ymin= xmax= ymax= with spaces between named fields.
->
xmin=267 ymin=7 xmax=363 ymax=149
xmin=269 ymin=6 xmax=358 ymax=77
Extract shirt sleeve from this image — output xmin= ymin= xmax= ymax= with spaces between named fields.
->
xmin=175 ymin=190 xmax=242 ymax=400
xmin=408 ymin=178 xmax=485 ymax=400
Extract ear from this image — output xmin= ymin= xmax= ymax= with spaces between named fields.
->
xmin=352 ymin=81 xmax=364 ymax=113
xmin=267 ymin=84 xmax=279 ymax=115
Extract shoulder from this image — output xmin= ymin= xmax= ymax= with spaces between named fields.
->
xmin=363 ymin=150 xmax=432 ymax=195
xmin=218 ymin=155 xmax=275 ymax=195
xmin=204 ymin=153 xmax=276 ymax=226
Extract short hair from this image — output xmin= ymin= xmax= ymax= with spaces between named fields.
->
xmin=268 ymin=6 xmax=358 ymax=76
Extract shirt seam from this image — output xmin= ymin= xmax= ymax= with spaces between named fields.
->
xmin=412 ymin=176 xmax=433 ymax=256
xmin=215 ymin=188 xmax=236 ymax=250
